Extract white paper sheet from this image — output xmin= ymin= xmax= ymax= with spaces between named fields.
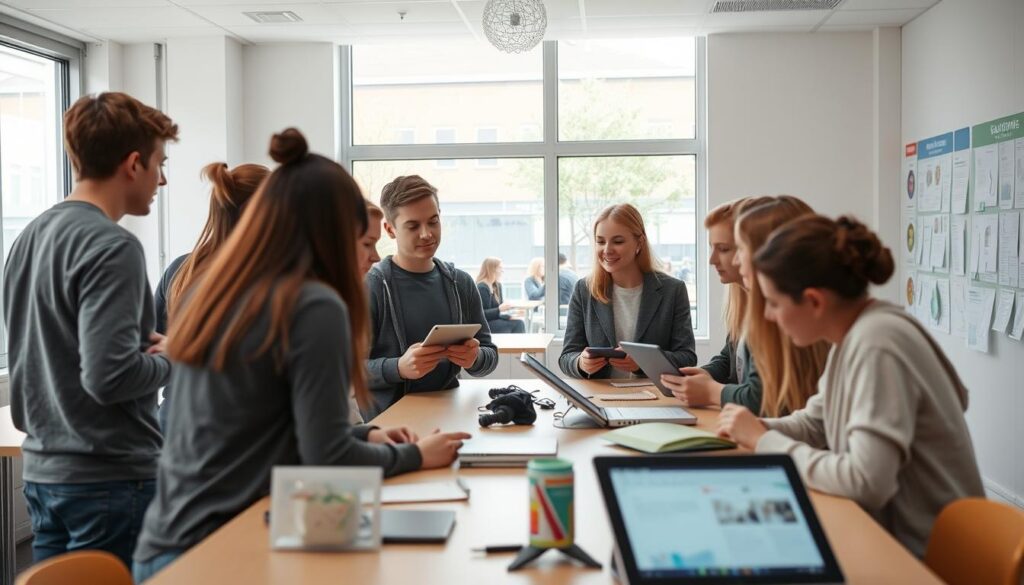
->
xmin=1010 ymin=291 xmax=1024 ymax=341
xmin=974 ymin=144 xmax=999 ymax=211
xmin=1016 ymin=138 xmax=1024 ymax=209
xmin=968 ymin=224 xmax=981 ymax=277
xmin=999 ymin=140 xmax=1015 ymax=210
xmin=930 ymin=278 xmax=950 ymax=334
xmin=966 ymin=286 xmax=995 ymax=353
xmin=950 ymin=278 xmax=968 ymax=340
xmin=920 ymin=223 xmax=933 ymax=268
xmin=919 ymin=155 xmax=947 ymax=213
xmin=951 ymin=215 xmax=967 ymax=276
xmin=380 ymin=481 xmax=469 ymax=504
xmin=917 ymin=275 xmax=931 ymax=323
xmin=930 ymin=215 xmax=948 ymax=270
xmin=998 ymin=212 xmax=1020 ymax=287
xmin=952 ymin=149 xmax=970 ymax=214
xmin=975 ymin=214 xmax=999 ymax=274
xmin=993 ymin=289 xmax=1016 ymax=333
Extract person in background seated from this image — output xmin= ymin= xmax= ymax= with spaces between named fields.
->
xmin=133 ymin=130 xmax=469 ymax=582
xmin=559 ymin=203 xmax=696 ymax=379
xmin=153 ymin=161 xmax=269 ymax=431
xmin=523 ymin=257 xmax=545 ymax=301
xmin=365 ymin=175 xmax=498 ymax=418
xmin=718 ymin=214 xmax=984 ymax=558
xmin=557 ymin=252 xmax=578 ymax=305
xmin=4 ymin=92 xmax=176 ymax=567
xmin=476 ymin=257 xmax=526 ymax=334
xmin=661 ymin=199 xmax=763 ymax=413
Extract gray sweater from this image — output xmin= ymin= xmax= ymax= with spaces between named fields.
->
xmin=135 ymin=282 xmax=420 ymax=561
xmin=365 ymin=257 xmax=498 ymax=418
xmin=702 ymin=338 xmax=763 ymax=413
xmin=3 ymin=201 xmax=170 ymax=483
xmin=756 ymin=301 xmax=984 ymax=557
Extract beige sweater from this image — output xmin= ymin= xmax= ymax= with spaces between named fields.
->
xmin=756 ymin=301 xmax=984 ymax=557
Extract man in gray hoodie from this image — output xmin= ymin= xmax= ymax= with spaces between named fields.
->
xmin=365 ymin=176 xmax=498 ymax=418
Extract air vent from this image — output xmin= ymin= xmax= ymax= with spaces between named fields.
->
xmin=243 ymin=11 xmax=303 ymax=24
xmin=711 ymin=0 xmax=841 ymax=12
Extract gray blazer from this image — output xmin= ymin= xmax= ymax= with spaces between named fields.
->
xmin=558 ymin=271 xmax=697 ymax=379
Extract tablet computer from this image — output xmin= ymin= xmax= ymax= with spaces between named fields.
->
xmin=421 ymin=324 xmax=481 ymax=347
xmin=594 ymin=454 xmax=845 ymax=585
xmin=587 ymin=347 xmax=628 ymax=359
xmin=619 ymin=342 xmax=683 ymax=397
xmin=381 ymin=509 xmax=456 ymax=544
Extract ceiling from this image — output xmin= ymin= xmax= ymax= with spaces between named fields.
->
xmin=0 ymin=0 xmax=940 ymax=45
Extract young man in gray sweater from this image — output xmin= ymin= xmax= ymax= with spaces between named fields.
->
xmin=365 ymin=175 xmax=498 ymax=418
xmin=3 ymin=92 xmax=178 ymax=566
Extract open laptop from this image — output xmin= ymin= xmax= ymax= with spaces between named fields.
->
xmin=593 ymin=454 xmax=845 ymax=585
xmin=519 ymin=353 xmax=697 ymax=427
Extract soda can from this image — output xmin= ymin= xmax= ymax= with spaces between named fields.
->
xmin=527 ymin=458 xmax=574 ymax=548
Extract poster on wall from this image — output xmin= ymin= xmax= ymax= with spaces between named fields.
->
xmin=951 ymin=215 xmax=967 ymax=276
xmin=966 ymin=286 xmax=996 ymax=353
xmin=1016 ymin=137 xmax=1024 ymax=209
xmin=929 ymin=278 xmax=951 ymax=334
xmin=952 ymin=128 xmax=971 ymax=214
xmin=905 ymin=272 xmax=916 ymax=313
xmin=974 ymin=112 xmax=1024 ymax=211
xmin=999 ymin=141 xmax=1015 ymax=210
xmin=918 ymin=132 xmax=953 ymax=213
xmin=903 ymin=143 xmax=918 ymax=213
xmin=998 ymin=212 xmax=1020 ymax=288
xmin=904 ymin=219 xmax=918 ymax=266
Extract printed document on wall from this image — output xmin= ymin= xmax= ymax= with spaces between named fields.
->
xmin=951 ymin=215 xmax=967 ymax=276
xmin=992 ymin=289 xmax=1015 ymax=334
xmin=950 ymin=278 xmax=968 ymax=340
xmin=1016 ymin=137 xmax=1024 ymax=208
xmin=903 ymin=144 xmax=918 ymax=213
xmin=999 ymin=140 xmax=1015 ymax=210
xmin=974 ymin=144 xmax=999 ymax=210
xmin=903 ymin=219 xmax=918 ymax=266
xmin=966 ymin=286 xmax=995 ymax=353
xmin=929 ymin=215 xmax=949 ymax=271
xmin=952 ymin=148 xmax=970 ymax=214
xmin=998 ymin=212 xmax=1020 ymax=287
xmin=1010 ymin=291 xmax=1024 ymax=341
xmin=929 ymin=278 xmax=950 ymax=334
xmin=974 ymin=214 xmax=999 ymax=275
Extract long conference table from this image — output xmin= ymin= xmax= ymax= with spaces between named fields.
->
xmin=141 ymin=378 xmax=943 ymax=585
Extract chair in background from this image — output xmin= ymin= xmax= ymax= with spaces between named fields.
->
xmin=924 ymin=497 xmax=1024 ymax=585
xmin=15 ymin=550 xmax=132 ymax=585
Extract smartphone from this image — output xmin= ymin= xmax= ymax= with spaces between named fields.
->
xmin=421 ymin=324 xmax=482 ymax=347
xmin=585 ymin=347 xmax=627 ymax=359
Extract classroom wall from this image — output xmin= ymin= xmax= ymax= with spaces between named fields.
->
xmin=902 ymin=0 xmax=1024 ymax=507
xmin=705 ymin=30 xmax=900 ymax=357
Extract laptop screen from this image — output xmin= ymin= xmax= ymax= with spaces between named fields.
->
xmin=595 ymin=456 xmax=844 ymax=584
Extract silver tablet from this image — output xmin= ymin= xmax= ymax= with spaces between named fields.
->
xmin=619 ymin=341 xmax=682 ymax=397
xmin=421 ymin=323 xmax=481 ymax=347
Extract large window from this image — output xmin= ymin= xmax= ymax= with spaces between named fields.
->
xmin=344 ymin=38 xmax=706 ymax=336
xmin=0 ymin=23 xmax=80 ymax=369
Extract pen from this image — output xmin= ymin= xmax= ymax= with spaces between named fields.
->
xmin=472 ymin=544 xmax=523 ymax=553
xmin=456 ymin=476 xmax=471 ymax=496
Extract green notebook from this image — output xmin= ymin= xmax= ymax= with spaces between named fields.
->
xmin=602 ymin=422 xmax=736 ymax=453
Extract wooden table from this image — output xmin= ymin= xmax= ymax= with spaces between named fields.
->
xmin=147 ymin=379 xmax=942 ymax=585
xmin=1 ymin=406 xmax=25 ymax=585
xmin=490 ymin=333 xmax=554 ymax=355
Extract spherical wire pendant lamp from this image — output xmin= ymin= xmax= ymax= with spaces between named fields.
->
xmin=481 ymin=0 xmax=547 ymax=54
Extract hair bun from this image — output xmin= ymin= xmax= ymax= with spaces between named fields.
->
xmin=833 ymin=216 xmax=894 ymax=285
xmin=269 ymin=128 xmax=308 ymax=165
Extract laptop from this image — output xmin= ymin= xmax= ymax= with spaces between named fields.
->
xmin=458 ymin=436 xmax=558 ymax=467
xmin=593 ymin=454 xmax=845 ymax=585
xmin=519 ymin=353 xmax=697 ymax=427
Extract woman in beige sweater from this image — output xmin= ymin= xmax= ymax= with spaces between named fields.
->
xmin=717 ymin=214 xmax=984 ymax=558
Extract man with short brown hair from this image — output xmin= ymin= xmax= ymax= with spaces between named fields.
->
xmin=3 ymin=92 xmax=177 ymax=566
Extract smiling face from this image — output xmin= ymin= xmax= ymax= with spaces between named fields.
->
xmin=595 ymin=218 xmax=641 ymax=276
xmin=709 ymin=222 xmax=741 ymax=285
xmin=385 ymin=195 xmax=441 ymax=265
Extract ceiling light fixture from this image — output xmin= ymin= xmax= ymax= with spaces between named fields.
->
xmin=481 ymin=0 xmax=546 ymax=54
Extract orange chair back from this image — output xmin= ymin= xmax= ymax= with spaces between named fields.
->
xmin=15 ymin=550 xmax=132 ymax=585
xmin=925 ymin=497 xmax=1024 ymax=585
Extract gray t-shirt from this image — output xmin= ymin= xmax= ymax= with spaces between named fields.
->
xmin=3 ymin=200 xmax=170 ymax=483
xmin=390 ymin=263 xmax=454 ymax=394
xmin=135 ymin=282 xmax=420 ymax=561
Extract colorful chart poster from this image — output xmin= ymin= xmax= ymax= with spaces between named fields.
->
xmin=918 ymin=133 xmax=953 ymax=213
xmin=904 ymin=219 xmax=918 ymax=266
xmin=903 ymin=143 xmax=918 ymax=213
xmin=974 ymin=113 xmax=1024 ymax=211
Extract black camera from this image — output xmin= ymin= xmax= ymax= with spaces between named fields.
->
xmin=478 ymin=389 xmax=537 ymax=427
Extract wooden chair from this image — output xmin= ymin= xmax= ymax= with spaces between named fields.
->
xmin=15 ymin=550 xmax=132 ymax=585
xmin=924 ymin=497 xmax=1024 ymax=585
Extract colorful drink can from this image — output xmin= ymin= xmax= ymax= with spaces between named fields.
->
xmin=528 ymin=458 xmax=574 ymax=548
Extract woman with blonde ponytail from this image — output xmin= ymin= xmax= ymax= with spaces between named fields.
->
xmin=718 ymin=214 xmax=983 ymax=558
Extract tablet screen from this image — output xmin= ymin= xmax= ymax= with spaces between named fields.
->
xmin=609 ymin=467 xmax=829 ymax=579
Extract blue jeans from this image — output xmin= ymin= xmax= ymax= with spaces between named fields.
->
xmin=133 ymin=551 xmax=183 ymax=583
xmin=23 ymin=479 xmax=156 ymax=569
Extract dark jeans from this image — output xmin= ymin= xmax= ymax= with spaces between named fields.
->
xmin=24 ymin=479 xmax=156 ymax=569
xmin=133 ymin=550 xmax=183 ymax=583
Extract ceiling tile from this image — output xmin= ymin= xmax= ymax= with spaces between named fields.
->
xmin=28 ymin=6 xmax=210 ymax=28
xmin=79 ymin=24 xmax=225 ymax=42
xmin=329 ymin=2 xmax=462 ymax=25
xmin=703 ymin=10 xmax=826 ymax=28
xmin=189 ymin=3 xmax=348 ymax=26
xmin=3 ymin=0 xmax=167 ymax=7
xmin=584 ymin=0 xmax=709 ymax=17
xmin=824 ymin=8 xmax=925 ymax=26
xmin=576 ymin=14 xmax=704 ymax=29
xmin=839 ymin=0 xmax=937 ymax=9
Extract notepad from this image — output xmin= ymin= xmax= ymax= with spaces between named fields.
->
xmin=380 ymin=481 xmax=469 ymax=504
xmin=602 ymin=422 xmax=736 ymax=453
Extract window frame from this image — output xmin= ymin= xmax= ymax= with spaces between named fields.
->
xmin=339 ymin=38 xmax=708 ymax=338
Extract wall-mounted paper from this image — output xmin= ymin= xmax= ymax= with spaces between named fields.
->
xmin=904 ymin=219 xmax=918 ymax=266
xmin=974 ymin=214 xmax=999 ymax=274
xmin=969 ymin=224 xmax=982 ymax=277
xmin=916 ymin=275 xmax=931 ymax=323
xmin=951 ymin=215 xmax=967 ymax=275
xmin=993 ymin=289 xmax=1016 ymax=333
xmin=930 ymin=278 xmax=951 ymax=334
xmin=1010 ymin=291 xmax=1024 ymax=341
xmin=903 ymin=144 xmax=918 ymax=212
xmin=952 ymin=149 xmax=970 ymax=214
xmin=998 ymin=212 xmax=1020 ymax=287
xmin=974 ymin=144 xmax=999 ymax=210
xmin=930 ymin=215 xmax=948 ymax=270
xmin=999 ymin=140 xmax=1015 ymax=210
xmin=966 ymin=286 xmax=996 ymax=353
xmin=920 ymin=222 xmax=934 ymax=268
xmin=950 ymin=278 xmax=968 ymax=340
xmin=1015 ymin=137 xmax=1024 ymax=209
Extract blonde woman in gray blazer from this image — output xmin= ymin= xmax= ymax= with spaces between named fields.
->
xmin=559 ymin=204 xmax=696 ymax=379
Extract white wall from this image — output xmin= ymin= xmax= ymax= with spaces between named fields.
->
xmin=84 ymin=41 xmax=122 ymax=95
xmin=902 ymin=0 xmax=1024 ymax=507
xmin=242 ymin=43 xmax=339 ymax=165
xmin=706 ymin=31 xmax=899 ymax=356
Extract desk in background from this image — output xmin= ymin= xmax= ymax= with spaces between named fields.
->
xmin=147 ymin=379 xmax=942 ymax=585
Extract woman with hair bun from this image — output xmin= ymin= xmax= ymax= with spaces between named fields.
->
xmin=717 ymin=214 xmax=983 ymax=558
xmin=133 ymin=129 xmax=471 ymax=582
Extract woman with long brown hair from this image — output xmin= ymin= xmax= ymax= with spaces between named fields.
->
xmin=660 ymin=199 xmax=763 ymax=412
xmin=476 ymin=257 xmax=526 ymax=334
xmin=718 ymin=214 xmax=983 ymax=557
xmin=133 ymin=129 xmax=470 ymax=582
xmin=558 ymin=203 xmax=696 ymax=379
xmin=732 ymin=195 xmax=830 ymax=417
